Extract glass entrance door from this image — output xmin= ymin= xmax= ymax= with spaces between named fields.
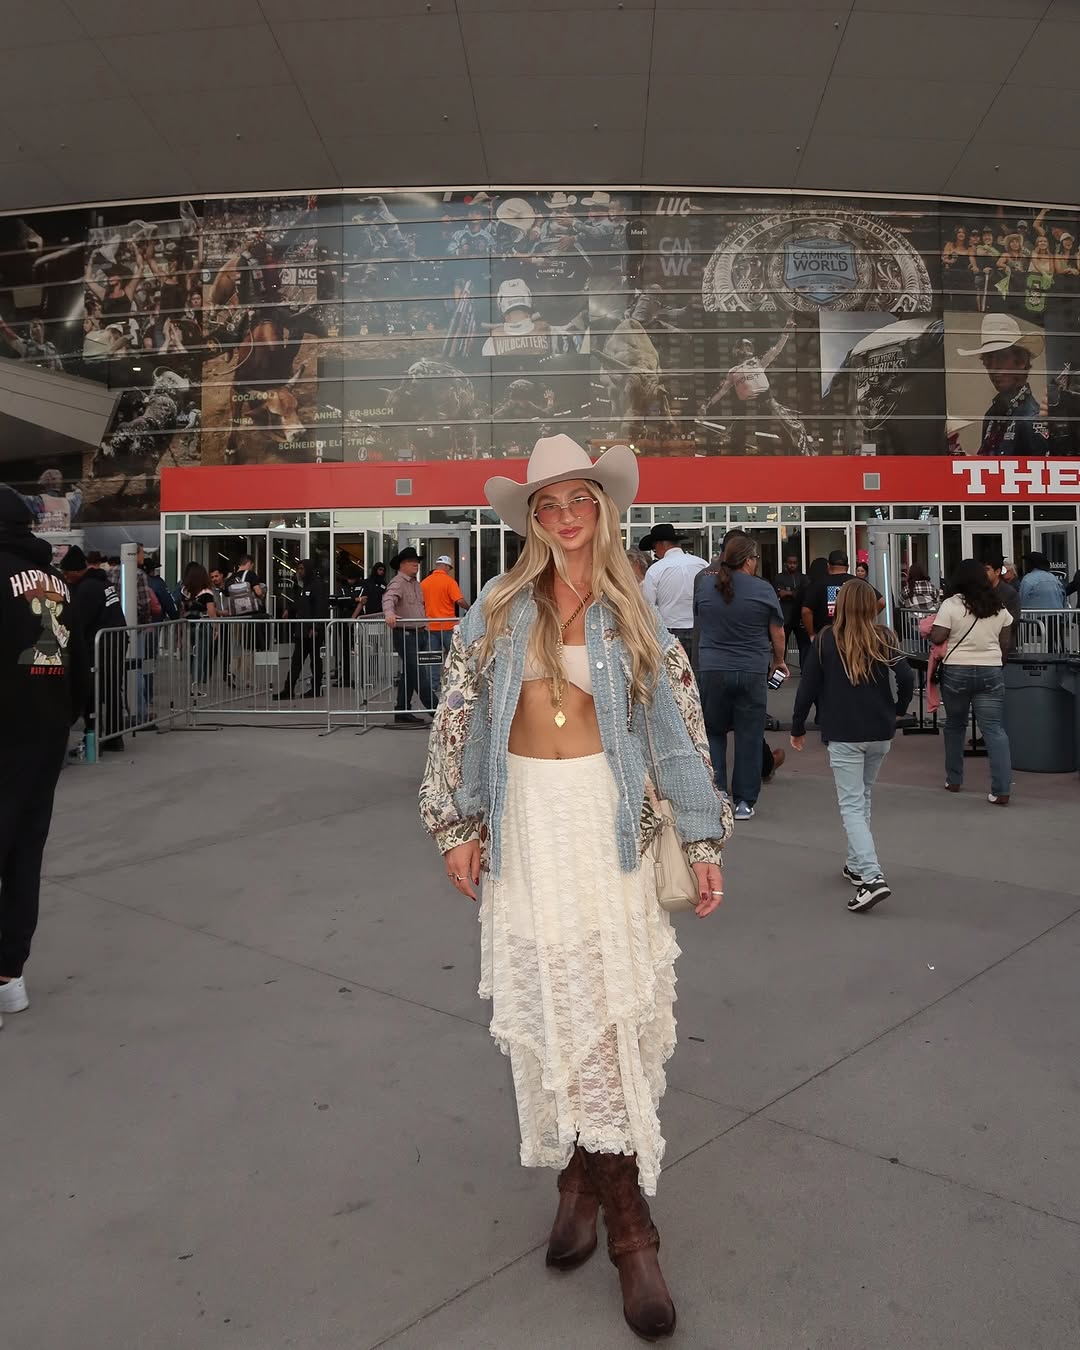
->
xmin=1031 ymin=525 xmax=1077 ymax=591
xmin=962 ymin=524 xmax=1009 ymax=568
xmin=268 ymin=530 xmax=306 ymax=617
xmin=395 ymin=524 xmax=473 ymax=602
xmin=742 ymin=527 xmax=779 ymax=585
xmin=176 ymin=533 xmax=262 ymax=588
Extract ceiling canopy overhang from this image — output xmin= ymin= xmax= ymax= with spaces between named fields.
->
xmin=1 ymin=1 xmax=1077 ymax=215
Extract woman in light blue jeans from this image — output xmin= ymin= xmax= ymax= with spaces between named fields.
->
xmin=790 ymin=581 xmax=913 ymax=913
xmin=930 ymin=558 xmax=1014 ymax=804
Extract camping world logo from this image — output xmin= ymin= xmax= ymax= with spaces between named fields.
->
xmin=703 ymin=208 xmax=933 ymax=315
xmin=783 ymin=237 xmax=857 ymax=303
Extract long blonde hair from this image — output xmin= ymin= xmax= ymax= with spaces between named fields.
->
xmin=479 ymin=483 xmax=664 ymax=705
xmin=831 ymin=579 xmax=899 ymax=685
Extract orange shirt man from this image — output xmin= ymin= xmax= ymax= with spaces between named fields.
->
xmin=420 ymin=556 xmax=469 ymax=645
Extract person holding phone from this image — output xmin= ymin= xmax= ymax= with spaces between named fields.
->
xmin=694 ymin=531 xmax=787 ymax=822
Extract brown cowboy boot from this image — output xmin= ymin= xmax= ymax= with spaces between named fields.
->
xmin=546 ymin=1145 xmax=599 ymax=1270
xmin=583 ymin=1151 xmax=676 ymax=1341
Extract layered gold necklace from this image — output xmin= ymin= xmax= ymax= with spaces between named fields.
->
xmin=552 ymin=590 xmax=591 ymax=728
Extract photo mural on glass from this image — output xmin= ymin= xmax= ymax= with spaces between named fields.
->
xmin=0 ymin=188 xmax=1077 ymax=522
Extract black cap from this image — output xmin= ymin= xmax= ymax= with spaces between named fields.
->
xmin=59 ymin=545 xmax=87 ymax=572
xmin=639 ymin=523 xmax=689 ymax=551
xmin=389 ymin=547 xmax=420 ymax=569
xmin=828 ymin=550 xmax=849 ymax=567
xmin=0 ymin=484 xmax=34 ymax=527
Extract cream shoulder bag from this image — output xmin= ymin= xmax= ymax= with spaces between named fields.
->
xmin=643 ymin=708 xmax=699 ymax=914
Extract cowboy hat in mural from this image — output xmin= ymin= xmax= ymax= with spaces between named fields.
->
xmin=495 ymin=197 xmax=537 ymax=237
xmin=485 ymin=434 xmax=638 ymax=537
xmin=957 ymin=313 xmax=1044 ymax=358
xmin=544 ymin=192 xmax=577 ymax=210
xmin=581 ymin=191 xmax=612 ymax=207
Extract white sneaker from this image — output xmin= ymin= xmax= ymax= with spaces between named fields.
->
xmin=0 ymin=976 xmax=29 ymax=1013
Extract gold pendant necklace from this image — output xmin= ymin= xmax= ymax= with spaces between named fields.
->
xmin=552 ymin=590 xmax=591 ymax=728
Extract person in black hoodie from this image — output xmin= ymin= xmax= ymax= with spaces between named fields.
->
xmin=790 ymin=579 xmax=914 ymax=915
xmin=0 ymin=485 xmax=85 ymax=1022
xmin=60 ymin=545 xmax=127 ymax=750
xmin=274 ymin=558 xmax=329 ymax=700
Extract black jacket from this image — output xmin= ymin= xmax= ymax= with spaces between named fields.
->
xmin=0 ymin=526 xmax=85 ymax=748
xmin=294 ymin=572 xmax=329 ymax=622
xmin=792 ymin=627 xmax=914 ymax=743
xmin=70 ymin=567 xmax=126 ymax=649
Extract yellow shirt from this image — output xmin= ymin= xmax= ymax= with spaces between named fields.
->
xmin=421 ymin=570 xmax=464 ymax=631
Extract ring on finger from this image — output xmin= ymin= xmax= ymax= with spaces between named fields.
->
xmin=710 ymin=889 xmax=724 ymax=895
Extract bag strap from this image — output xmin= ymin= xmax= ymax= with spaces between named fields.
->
xmin=941 ymin=617 xmax=978 ymax=669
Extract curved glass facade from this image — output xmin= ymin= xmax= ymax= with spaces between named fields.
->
xmin=1 ymin=187 xmax=1078 ymax=528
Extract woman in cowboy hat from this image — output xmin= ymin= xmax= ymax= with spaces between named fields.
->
xmin=419 ymin=434 xmax=731 ymax=1340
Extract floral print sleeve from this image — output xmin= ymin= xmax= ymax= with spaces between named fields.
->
xmin=418 ymin=625 xmax=485 ymax=856
xmin=661 ymin=639 xmax=733 ymax=866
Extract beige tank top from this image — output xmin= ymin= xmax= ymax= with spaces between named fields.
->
xmin=522 ymin=644 xmax=593 ymax=695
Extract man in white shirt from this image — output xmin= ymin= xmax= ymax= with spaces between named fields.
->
xmin=639 ymin=524 xmax=707 ymax=654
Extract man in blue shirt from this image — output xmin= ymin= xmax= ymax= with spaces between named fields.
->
xmin=1018 ymin=553 xmax=1066 ymax=609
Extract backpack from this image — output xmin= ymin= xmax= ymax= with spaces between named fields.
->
xmin=225 ymin=572 xmax=260 ymax=616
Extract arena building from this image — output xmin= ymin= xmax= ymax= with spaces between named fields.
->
xmin=2 ymin=7 xmax=1078 ymax=605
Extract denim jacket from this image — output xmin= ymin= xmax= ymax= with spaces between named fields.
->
xmin=418 ymin=581 xmax=732 ymax=878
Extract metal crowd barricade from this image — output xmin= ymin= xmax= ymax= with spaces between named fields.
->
xmin=891 ymin=607 xmax=938 ymax=735
xmin=896 ymin=605 xmax=1078 ymax=658
xmin=182 ymin=616 xmax=333 ymax=719
xmin=324 ymin=616 xmax=453 ymax=731
xmin=90 ymin=615 xmax=457 ymax=751
xmin=91 ymin=619 xmax=191 ymax=757
xmin=1015 ymin=609 xmax=1079 ymax=655
xmin=894 ymin=606 xmax=934 ymax=661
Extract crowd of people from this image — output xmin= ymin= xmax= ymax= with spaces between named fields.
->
xmin=941 ymin=209 xmax=1080 ymax=315
xmin=617 ymin=524 xmax=1080 ymax=918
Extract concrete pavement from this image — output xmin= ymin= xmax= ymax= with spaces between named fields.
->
xmin=4 ymin=718 xmax=1079 ymax=1350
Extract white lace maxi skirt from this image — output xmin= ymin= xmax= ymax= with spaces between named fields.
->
xmin=479 ymin=751 xmax=680 ymax=1196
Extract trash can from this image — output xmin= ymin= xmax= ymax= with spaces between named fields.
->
xmin=1004 ymin=657 xmax=1079 ymax=774
xmin=1059 ymin=659 xmax=1080 ymax=780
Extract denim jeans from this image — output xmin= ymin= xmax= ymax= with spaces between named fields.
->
xmin=393 ymin=627 xmax=434 ymax=714
xmin=698 ymin=669 xmax=769 ymax=805
xmin=190 ymin=621 xmax=212 ymax=687
xmin=827 ymin=740 xmax=891 ymax=881
xmin=941 ymin=665 xmax=1011 ymax=797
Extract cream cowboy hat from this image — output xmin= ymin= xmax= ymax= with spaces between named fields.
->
xmin=485 ymin=434 xmax=638 ymax=537
xmin=957 ymin=313 xmax=1044 ymax=358
xmin=495 ymin=197 xmax=536 ymax=234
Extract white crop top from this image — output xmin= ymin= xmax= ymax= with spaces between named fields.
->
xmin=522 ymin=644 xmax=593 ymax=695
